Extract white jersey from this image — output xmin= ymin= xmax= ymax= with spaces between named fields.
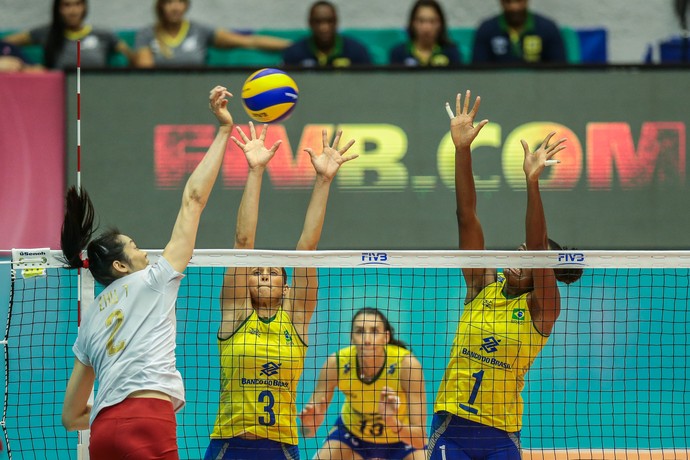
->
xmin=73 ymin=256 xmax=186 ymax=424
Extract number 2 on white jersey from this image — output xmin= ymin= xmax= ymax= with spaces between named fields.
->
xmin=106 ymin=309 xmax=126 ymax=356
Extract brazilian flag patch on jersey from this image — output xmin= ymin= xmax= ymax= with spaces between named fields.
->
xmin=512 ymin=307 xmax=526 ymax=321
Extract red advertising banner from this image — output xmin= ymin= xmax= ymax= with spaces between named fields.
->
xmin=0 ymin=72 xmax=64 ymax=249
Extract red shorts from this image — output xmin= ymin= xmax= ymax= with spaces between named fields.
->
xmin=90 ymin=398 xmax=179 ymax=460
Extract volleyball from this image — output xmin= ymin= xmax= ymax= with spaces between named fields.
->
xmin=241 ymin=68 xmax=299 ymax=123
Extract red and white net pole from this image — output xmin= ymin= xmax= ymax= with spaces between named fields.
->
xmin=76 ymin=40 xmax=93 ymax=460
xmin=77 ymin=41 xmax=82 ymax=325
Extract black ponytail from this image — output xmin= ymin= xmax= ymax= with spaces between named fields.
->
xmin=351 ymin=307 xmax=408 ymax=350
xmin=60 ymin=186 xmax=95 ymax=269
xmin=44 ymin=0 xmax=88 ymax=69
xmin=60 ymin=186 xmax=128 ymax=286
xmin=44 ymin=0 xmax=66 ymax=69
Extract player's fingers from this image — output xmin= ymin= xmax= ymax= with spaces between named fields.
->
xmin=548 ymin=145 xmax=567 ymax=157
xmin=463 ymin=89 xmax=471 ymax=114
xmin=474 ymin=119 xmax=490 ymax=134
xmin=304 ymin=148 xmax=316 ymax=159
xmin=235 ymin=126 xmax=249 ymax=143
xmin=332 ymin=129 xmax=343 ymax=150
xmin=548 ymin=137 xmax=567 ymax=151
xmin=470 ymin=95 xmax=481 ymax=118
xmin=259 ymin=124 xmax=268 ymax=142
xmin=230 ymin=136 xmax=245 ymax=149
xmin=341 ymin=153 xmax=359 ymax=163
xmin=249 ymin=121 xmax=257 ymax=139
xmin=339 ymin=139 xmax=356 ymax=154
xmin=268 ymin=140 xmax=282 ymax=154
xmin=541 ymin=131 xmax=557 ymax=149
xmin=520 ymin=139 xmax=530 ymax=156
xmin=300 ymin=403 xmax=313 ymax=414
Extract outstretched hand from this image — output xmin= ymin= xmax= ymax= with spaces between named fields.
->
xmin=298 ymin=399 xmax=327 ymax=438
xmin=522 ymin=132 xmax=566 ymax=182
xmin=208 ymin=86 xmax=233 ymax=126
xmin=379 ymin=386 xmax=400 ymax=427
xmin=305 ymin=129 xmax=358 ymax=181
xmin=448 ymin=90 xmax=489 ymax=150
xmin=231 ymin=122 xmax=282 ymax=170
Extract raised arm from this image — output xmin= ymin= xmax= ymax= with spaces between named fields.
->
xmin=522 ymin=132 xmax=566 ymax=335
xmin=298 ymin=353 xmax=339 ymax=437
xmin=289 ymin=130 xmax=357 ymax=337
xmin=214 ymin=29 xmax=291 ymax=51
xmin=449 ymin=91 xmax=492 ymax=301
xmin=162 ymin=86 xmax=233 ymax=273
xmin=379 ymin=354 xmax=428 ymax=449
xmin=219 ymin=123 xmax=281 ymax=337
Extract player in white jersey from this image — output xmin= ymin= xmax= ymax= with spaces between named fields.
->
xmin=60 ymin=85 xmax=234 ymax=459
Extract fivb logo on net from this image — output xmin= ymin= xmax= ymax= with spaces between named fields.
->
xmin=557 ymin=252 xmax=586 ymax=267
xmin=360 ymin=252 xmax=390 ymax=266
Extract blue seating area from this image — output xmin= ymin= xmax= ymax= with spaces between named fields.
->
xmin=645 ymin=35 xmax=690 ymax=63
xmin=1 ymin=27 xmax=608 ymax=67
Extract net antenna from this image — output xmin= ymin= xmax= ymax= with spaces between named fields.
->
xmin=75 ymin=39 xmax=95 ymax=460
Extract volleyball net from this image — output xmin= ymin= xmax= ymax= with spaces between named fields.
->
xmin=2 ymin=249 xmax=689 ymax=459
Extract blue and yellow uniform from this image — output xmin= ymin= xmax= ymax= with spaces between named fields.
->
xmin=206 ymin=308 xmax=305 ymax=459
xmin=339 ymin=344 xmax=410 ymax=442
xmin=326 ymin=345 xmax=417 ymax=459
xmin=389 ymin=41 xmax=462 ymax=67
xmin=430 ymin=274 xmax=548 ymax=459
xmin=471 ymin=12 xmax=566 ymax=63
xmin=282 ymin=35 xmax=372 ymax=67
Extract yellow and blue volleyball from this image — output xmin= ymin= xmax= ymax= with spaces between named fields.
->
xmin=241 ymin=68 xmax=299 ymax=123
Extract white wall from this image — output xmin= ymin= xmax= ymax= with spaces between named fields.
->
xmin=0 ymin=0 xmax=684 ymax=63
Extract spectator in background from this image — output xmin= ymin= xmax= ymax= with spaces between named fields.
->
xmin=3 ymin=0 xmax=133 ymax=70
xmin=282 ymin=1 xmax=372 ymax=67
xmin=390 ymin=0 xmax=461 ymax=67
xmin=0 ymin=41 xmax=43 ymax=72
xmin=134 ymin=0 xmax=291 ymax=68
xmin=472 ymin=0 xmax=565 ymax=64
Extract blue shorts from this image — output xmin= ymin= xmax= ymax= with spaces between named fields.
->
xmin=326 ymin=416 xmax=417 ymax=460
xmin=427 ymin=412 xmax=521 ymax=460
xmin=204 ymin=438 xmax=299 ymax=460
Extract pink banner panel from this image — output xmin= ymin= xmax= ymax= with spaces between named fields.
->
xmin=0 ymin=72 xmax=65 ymax=250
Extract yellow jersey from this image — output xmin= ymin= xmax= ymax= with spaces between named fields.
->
xmin=434 ymin=274 xmax=548 ymax=432
xmin=211 ymin=308 xmax=306 ymax=445
xmin=338 ymin=344 xmax=411 ymax=444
